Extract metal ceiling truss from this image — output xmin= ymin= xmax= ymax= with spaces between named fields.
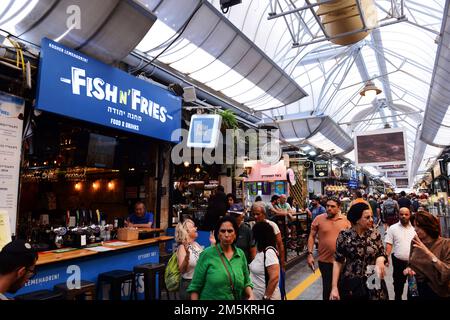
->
xmin=267 ymin=0 xmax=407 ymax=48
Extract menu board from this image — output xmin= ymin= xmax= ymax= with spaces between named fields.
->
xmin=0 ymin=92 xmax=25 ymax=236
xmin=0 ymin=210 xmax=12 ymax=250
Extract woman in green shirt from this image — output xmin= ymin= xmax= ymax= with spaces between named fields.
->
xmin=188 ymin=216 xmax=254 ymax=300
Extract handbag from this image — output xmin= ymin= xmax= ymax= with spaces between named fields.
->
xmin=215 ymin=245 xmax=239 ymax=300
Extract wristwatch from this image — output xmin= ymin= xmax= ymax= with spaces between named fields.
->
xmin=431 ymin=255 xmax=438 ymax=263
xmin=263 ymin=295 xmax=270 ymax=300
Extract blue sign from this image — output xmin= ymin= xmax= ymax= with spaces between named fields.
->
xmin=187 ymin=114 xmax=222 ymax=148
xmin=348 ymin=179 xmax=359 ymax=189
xmin=36 ymin=38 xmax=181 ymax=142
xmin=9 ymin=245 xmax=159 ymax=300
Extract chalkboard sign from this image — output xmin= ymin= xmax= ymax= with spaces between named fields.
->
xmin=314 ymin=161 xmax=329 ymax=178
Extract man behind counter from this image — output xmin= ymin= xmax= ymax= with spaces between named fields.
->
xmin=125 ymin=201 xmax=154 ymax=228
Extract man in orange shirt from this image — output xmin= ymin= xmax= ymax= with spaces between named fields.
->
xmin=307 ymin=197 xmax=351 ymax=300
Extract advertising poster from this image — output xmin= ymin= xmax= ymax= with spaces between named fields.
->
xmin=354 ymin=128 xmax=408 ymax=166
xmin=0 ymin=92 xmax=24 ymax=236
xmin=396 ymin=178 xmax=409 ymax=188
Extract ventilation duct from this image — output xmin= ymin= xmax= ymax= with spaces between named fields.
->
xmin=14 ymin=0 xmax=156 ymax=64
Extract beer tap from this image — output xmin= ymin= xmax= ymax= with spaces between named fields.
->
xmin=53 ymin=227 xmax=67 ymax=248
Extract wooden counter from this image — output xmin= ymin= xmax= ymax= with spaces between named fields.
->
xmin=36 ymin=236 xmax=173 ymax=266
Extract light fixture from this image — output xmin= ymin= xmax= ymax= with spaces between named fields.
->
xmin=92 ymin=181 xmax=100 ymax=191
xmin=360 ymin=80 xmax=381 ymax=101
xmin=195 ymin=166 xmax=201 ymax=173
xmin=183 ymin=161 xmax=190 ymax=167
xmin=107 ymin=181 xmax=115 ymax=191
xmin=74 ymin=182 xmax=82 ymax=191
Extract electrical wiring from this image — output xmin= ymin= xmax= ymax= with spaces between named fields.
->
xmin=132 ymin=1 xmax=203 ymax=75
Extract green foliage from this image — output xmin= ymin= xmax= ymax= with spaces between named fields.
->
xmin=219 ymin=109 xmax=238 ymax=130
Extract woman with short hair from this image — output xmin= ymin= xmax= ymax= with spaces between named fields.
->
xmin=403 ymin=211 xmax=450 ymax=299
xmin=188 ymin=216 xmax=254 ymax=300
xmin=330 ymin=203 xmax=388 ymax=300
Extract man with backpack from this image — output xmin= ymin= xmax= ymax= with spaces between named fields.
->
xmin=382 ymin=193 xmax=400 ymax=230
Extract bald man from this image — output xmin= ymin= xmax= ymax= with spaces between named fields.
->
xmin=385 ymin=207 xmax=416 ymax=300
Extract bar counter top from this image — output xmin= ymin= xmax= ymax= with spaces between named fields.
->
xmin=36 ymin=236 xmax=174 ymax=266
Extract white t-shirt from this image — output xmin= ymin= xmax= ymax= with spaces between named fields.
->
xmin=385 ymin=222 xmax=416 ymax=261
xmin=265 ymin=219 xmax=281 ymax=235
xmin=178 ymin=242 xmax=202 ymax=280
xmin=249 ymin=248 xmax=281 ymax=300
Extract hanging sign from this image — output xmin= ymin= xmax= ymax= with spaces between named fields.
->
xmin=0 ymin=92 xmax=24 ymax=236
xmin=36 ymin=38 xmax=181 ymax=142
xmin=287 ymin=168 xmax=296 ymax=186
xmin=314 ymin=161 xmax=329 ymax=178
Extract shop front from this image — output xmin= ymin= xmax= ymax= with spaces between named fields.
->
xmin=5 ymin=38 xmax=182 ymax=298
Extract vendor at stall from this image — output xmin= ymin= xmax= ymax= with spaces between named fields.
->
xmin=125 ymin=201 xmax=154 ymax=228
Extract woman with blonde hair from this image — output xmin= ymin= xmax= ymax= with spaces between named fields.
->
xmin=175 ymin=219 xmax=203 ymax=299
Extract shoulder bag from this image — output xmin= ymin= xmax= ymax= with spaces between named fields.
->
xmin=215 ymin=245 xmax=239 ymax=300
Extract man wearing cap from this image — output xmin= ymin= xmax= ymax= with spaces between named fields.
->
xmin=228 ymin=204 xmax=256 ymax=264
xmin=0 ymin=240 xmax=38 ymax=300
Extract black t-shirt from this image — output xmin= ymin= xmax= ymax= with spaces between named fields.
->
xmin=173 ymin=188 xmax=187 ymax=205
xmin=368 ymin=199 xmax=379 ymax=216
xmin=398 ymin=197 xmax=412 ymax=209
xmin=236 ymin=223 xmax=254 ymax=263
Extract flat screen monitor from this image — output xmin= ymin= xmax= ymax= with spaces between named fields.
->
xmin=187 ymin=114 xmax=222 ymax=148
xmin=86 ymin=133 xmax=116 ymax=168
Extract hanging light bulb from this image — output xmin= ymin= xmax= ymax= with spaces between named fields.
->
xmin=360 ymin=80 xmax=381 ymax=102
xmin=195 ymin=166 xmax=201 ymax=173
xmin=184 ymin=161 xmax=190 ymax=167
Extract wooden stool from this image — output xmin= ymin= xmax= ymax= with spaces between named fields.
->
xmin=54 ymin=280 xmax=96 ymax=300
xmin=97 ymin=270 xmax=134 ymax=300
xmin=133 ymin=263 xmax=167 ymax=300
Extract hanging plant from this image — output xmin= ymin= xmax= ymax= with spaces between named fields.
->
xmin=219 ymin=109 xmax=238 ymax=130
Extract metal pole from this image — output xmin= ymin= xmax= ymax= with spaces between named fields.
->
xmin=267 ymin=0 xmax=337 ymax=20
xmin=339 ymin=110 xmax=423 ymax=125
xmin=292 ymin=17 xmax=408 ymax=48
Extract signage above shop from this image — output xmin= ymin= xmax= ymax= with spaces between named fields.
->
xmin=433 ymin=161 xmax=442 ymax=178
xmin=314 ymin=161 xmax=329 ymax=178
xmin=243 ymin=160 xmax=287 ymax=182
xmin=348 ymin=179 xmax=359 ymax=188
xmin=36 ymin=38 xmax=181 ymax=142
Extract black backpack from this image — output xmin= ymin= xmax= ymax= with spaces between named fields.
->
xmin=383 ymin=199 xmax=398 ymax=217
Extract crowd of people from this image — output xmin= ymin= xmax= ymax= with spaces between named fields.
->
xmin=0 ymin=188 xmax=448 ymax=301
